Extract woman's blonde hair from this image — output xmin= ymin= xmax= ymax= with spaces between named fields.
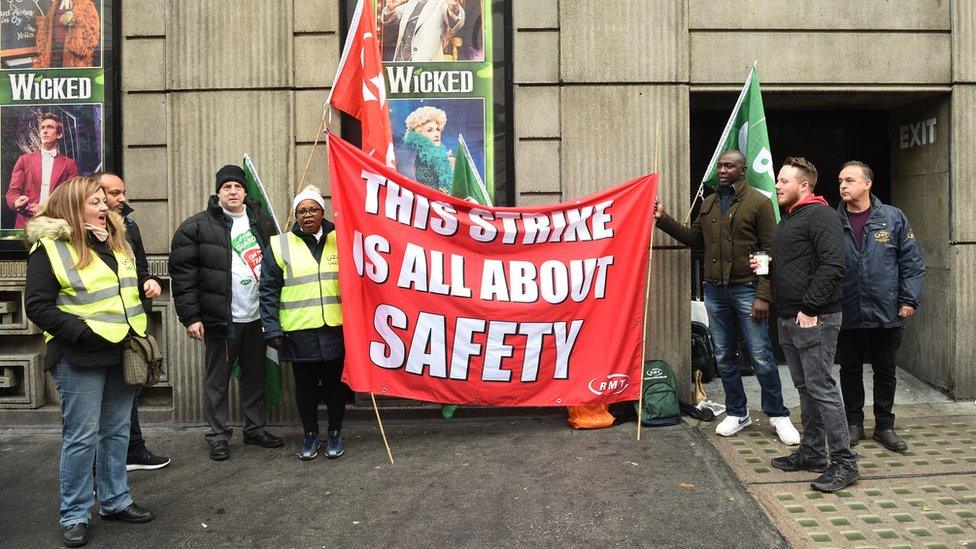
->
xmin=405 ymin=106 xmax=447 ymax=134
xmin=38 ymin=176 xmax=131 ymax=269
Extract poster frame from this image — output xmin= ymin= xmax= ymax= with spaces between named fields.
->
xmin=0 ymin=0 xmax=121 ymax=258
xmin=338 ymin=0 xmax=513 ymax=207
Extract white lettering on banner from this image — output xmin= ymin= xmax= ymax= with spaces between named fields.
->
xmin=361 ymin=169 xmax=614 ymax=244
xmin=588 ymin=374 xmax=630 ymax=396
xmin=396 ymin=242 xmax=472 ymax=297
xmin=9 ymin=74 xmax=92 ymax=101
xmin=363 ymin=170 xmax=458 ymax=236
xmin=353 ymin=230 xmax=391 ymax=283
xmin=479 ymin=256 xmax=613 ymax=304
xmin=385 ymin=66 xmax=474 ymax=94
xmin=369 ymin=304 xmax=584 ymax=382
xmin=899 ymin=118 xmax=937 ymax=149
xmin=370 ymin=304 xmax=408 ymax=368
xmin=406 ymin=312 xmax=448 ymax=378
xmin=466 ymin=202 xmax=614 ymax=244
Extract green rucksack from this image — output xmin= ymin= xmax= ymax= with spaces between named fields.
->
xmin=638 ymin=359 xmax=681 ymax=427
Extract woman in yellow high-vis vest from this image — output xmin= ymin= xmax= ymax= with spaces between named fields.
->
xmin=24 ymin=177 xmax=154 ymax=547
xmin=259 ymin=185 xmax=348 ymax=461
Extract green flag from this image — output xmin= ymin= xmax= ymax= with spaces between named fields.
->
xmin=702 ymin=65 xmax=779 ymax=220
xmin=231 ymin=155 xmax=282 ymax=410
xmin=451 ymin=135 xmax=492 ymax=206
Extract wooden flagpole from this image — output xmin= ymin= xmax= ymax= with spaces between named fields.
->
xmin=638 ymin=120 xmax=662 ymax=441
xmin=289 ymin=106 xmax=331 ymax=230
xmin=371 ymin=392 xmax=395 ymax=464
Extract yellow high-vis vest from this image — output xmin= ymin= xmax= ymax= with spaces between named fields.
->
xmin=270 ymin=231 xmax=342 ymax=331
xmin=38 ymin=238 xmax=148 ymax=343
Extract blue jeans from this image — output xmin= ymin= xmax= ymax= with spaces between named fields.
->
xmin=52 ymin=357 xmax=137 ymax=527
xmin=703 ymin=282 xmax=789 ymax=418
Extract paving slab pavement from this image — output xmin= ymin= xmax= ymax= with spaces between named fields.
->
xmin=695 ymin=402 xmax=976 ymax=548
xmin=0 ymin=415 xmax=787 ymax=548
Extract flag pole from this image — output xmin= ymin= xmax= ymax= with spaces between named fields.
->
xmin=371 ymin=392 xmax=395 ymax=464
xmin=691 ymin=63 xmax=755 ymax=224
xmin=290 ymin=106 xmax=331 ymax=229
xmin=638 ymin=120 xmax=662 ymax=442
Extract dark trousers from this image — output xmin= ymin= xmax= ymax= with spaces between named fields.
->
xmin=127 ymin=388 xmax=146 ymax=461
xmin=837 ymin=327 xmax=902 ymax=430
xmin=778 ymin=313 xmax=857 ymax=467
xmin=292 ymin=359 xmax=346 ymax=434
xmin=203 ymin=321 xmax=267 ymax=442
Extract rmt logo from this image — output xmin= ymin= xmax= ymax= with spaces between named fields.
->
xmin=588 ymin=374 xmax=630 ymax=396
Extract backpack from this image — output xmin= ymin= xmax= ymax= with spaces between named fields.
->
xmin=637 ymin=359 xmax=681 ymax=427
xmin=691 ymin=321 xmax=717 ymax=383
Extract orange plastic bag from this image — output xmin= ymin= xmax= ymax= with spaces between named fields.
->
xmin=567 ymin=405 xmax=615 ymax=429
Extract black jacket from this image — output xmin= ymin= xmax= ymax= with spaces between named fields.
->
xmin=122 ymin=203 xmax=162 ymax=316
xmin=259 ymin=221 xmax=344 ymax=363
xmin=837 ymin=195 xmax=925 ymax=329
xmin=24 ymin=217 xmax=130 ymax=370
xmin=169 ymin=196 xmax=277 ymax=337
xmin=770 ymin=198 xmax=846 ymax=318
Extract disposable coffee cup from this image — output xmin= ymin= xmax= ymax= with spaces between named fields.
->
xmin=754 ymin=251 xmax=770 ymax=275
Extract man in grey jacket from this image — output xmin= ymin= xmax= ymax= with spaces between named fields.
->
xmin=835 ymin=161 xmax=925 ymax=453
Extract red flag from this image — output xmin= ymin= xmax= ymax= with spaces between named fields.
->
xmin=327 ymin=0 xmax=395 ymax=167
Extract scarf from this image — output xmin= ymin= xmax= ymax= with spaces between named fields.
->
xmin=85 ymin=223 xmax=109 ymax=242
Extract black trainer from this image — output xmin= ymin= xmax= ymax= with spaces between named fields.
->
xmin=771 ymin=451 xmax=828 ymax=473
xmin=848 ymin=424 xmax=865 ymax=447
xmin=243 ymin=431 xmax=283 ymax=448
xmin=810 ymin=463 xmax=860 ymax=493
xmin=126 ymin=451 xmax=171 ymax=471
xmin=873 ymin=429 xmax=908 ymax=452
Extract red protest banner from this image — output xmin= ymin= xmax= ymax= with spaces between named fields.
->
xmin=328 ymin=133 xmax=658 ymax=407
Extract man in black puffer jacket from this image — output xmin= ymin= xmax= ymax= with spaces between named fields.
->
xmin=169 ymin=165 xmax=282 ymax=460
xmin=760 ymin=156 xmax=858 ymax=494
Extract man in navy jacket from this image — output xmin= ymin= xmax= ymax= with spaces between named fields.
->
xmin=836 ymin=161 xmax=925 ymax=453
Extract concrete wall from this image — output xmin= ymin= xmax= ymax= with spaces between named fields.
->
xmin=949 ymin=0 xmax=976 ymax=397
xmin=890 ymin=97 xmax=952 ymax=392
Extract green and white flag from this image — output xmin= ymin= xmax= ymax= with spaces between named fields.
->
xmin=451 ymin=135 xmax=492 ymax=206
xmin=232 ymin=154 xmax=282 ymax=409
xmin=702 ymin=65 xmax=779 ymax=220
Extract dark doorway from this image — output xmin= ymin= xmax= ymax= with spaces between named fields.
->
xmin=690 ymin=105 xmax=891 ymax=208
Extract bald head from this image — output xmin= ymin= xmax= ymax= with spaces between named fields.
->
xmin=96 ymin=172 xmax=127 ymax=213
xmin=716 ymin=150 xmax=746 ymax=186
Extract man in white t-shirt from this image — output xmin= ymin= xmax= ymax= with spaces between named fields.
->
xmin=169 ymin=165 xmax=282 ymax=461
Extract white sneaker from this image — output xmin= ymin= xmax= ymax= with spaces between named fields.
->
xmin=770 ymin=416 xmax=801 ymax=445
xmin=715 ymin=414 xmax=752 ymax=437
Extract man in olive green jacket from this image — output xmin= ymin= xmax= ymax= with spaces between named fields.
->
xmin=655 ymin=150 xmax=798 ymax=444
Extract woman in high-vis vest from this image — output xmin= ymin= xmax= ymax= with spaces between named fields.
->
xmin=25 ymin=177 xmax=155 ymax=547
xmin=259 ymin=185 xmax=348 ymax=461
